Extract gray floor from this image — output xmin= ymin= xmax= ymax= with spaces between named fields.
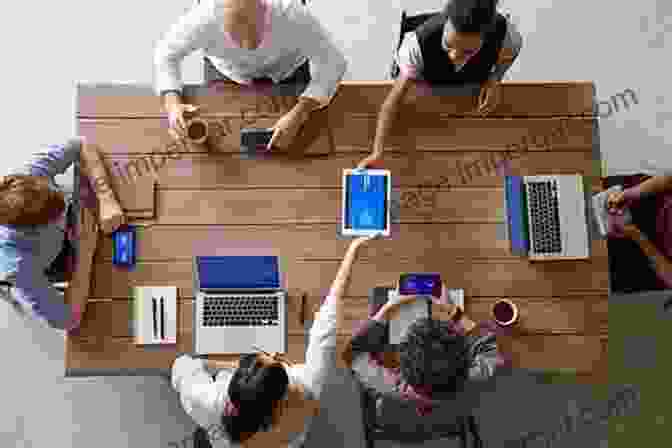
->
xmin=1 ymin=0 xmax=671 ymax=447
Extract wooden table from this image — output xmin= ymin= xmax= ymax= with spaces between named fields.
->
xmin=67 ymin=81 xmax=608 ymax=381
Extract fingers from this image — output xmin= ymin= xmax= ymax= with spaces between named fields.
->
xmin=268 ymin=127 xmax=281 ymax=150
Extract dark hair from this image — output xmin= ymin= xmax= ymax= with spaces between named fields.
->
xmin=222 ymin=353 xmax=290 ymax=443
xmin=399 ymin=318 xmax=470 ymax=395
xmin=443 ymin=0 xmax=498 ymax=33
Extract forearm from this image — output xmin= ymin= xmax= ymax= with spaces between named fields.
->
xmin=372 ymin=98 xmax=402 ymax=157
xmin=204 ymin=359 xmax=238 ymax=371
xmin=624 ymin=176 xmax=672 ymax=200
xmin=64 ymin=249 xmax=95 ymax=315
xmin=163 ymin=91 xmax=182 ymax=111
xmin=634 ymin=234 xmax=672 ymax=286
xmin=79 ymin=142 xmax=118 ymax=204
xmin=327 ymin=245 xmax=358 ymax=300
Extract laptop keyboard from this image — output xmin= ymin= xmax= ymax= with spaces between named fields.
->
xmin=526 ymin=180 xmax=563 ymax=254
xmin=202 ymin=295 xmax=280 ymax=327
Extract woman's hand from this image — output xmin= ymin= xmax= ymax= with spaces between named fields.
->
xmin=607 ymin=190 xmax=629 ymax=215
xmin=477 ymin=80 xmax=501 ymax=116
xmin=356 ymin=152 xmax=382 ymax=170
xmin=621 ymin=224 xmax=642 ymax=241
xmin=349 ymin=233 xmax=383 ymax=252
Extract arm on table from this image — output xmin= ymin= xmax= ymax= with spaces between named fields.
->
xmin=369 ymin=75 xmax=414 ymax=162
xmin=624 ymin=175 xmax=672 ymax=201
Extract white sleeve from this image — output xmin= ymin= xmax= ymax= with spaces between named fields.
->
xmin=286 ymin=1 xmax=347 ymax=108
xmin=171 ymin=355 xmax=221 ymax=430
xmin=302 ymin=296 xmax=338 ymax=399
xmin=395 ymin=32 xmax=423 ymax=79
xmin=154 ymin=0 xmax=218 ymax=95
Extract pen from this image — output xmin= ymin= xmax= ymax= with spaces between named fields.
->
xmin=152 ymin=297 xmax=157 ymax=340
xmin=160 ymin=297 xmax=165 ymax=341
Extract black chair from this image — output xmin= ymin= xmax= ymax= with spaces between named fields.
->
xmin=352 ymin=286 xmax=483 ymax=448
xmin=390 ymin=10 xmax=440 ymax=79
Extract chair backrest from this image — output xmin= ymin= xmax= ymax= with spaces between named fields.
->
xmin=354 ymin=372 xmax=477 ymax=445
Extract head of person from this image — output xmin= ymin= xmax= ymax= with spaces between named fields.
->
xmin=441 ymin=0 xmax=499 ymax=61
xmin=399 ymin=316 xmax=471 ymax=397
xmin=222 ymin=352 xmax=291 ymax=443
xmin=0 ymin=175 xmax=66 ymax=226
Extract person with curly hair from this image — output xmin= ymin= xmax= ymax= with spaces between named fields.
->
xmin=604 ymin=174 xmax=672 ymax=292
xmin=343 ymin=283 xmax=506 ymax=416
xmin=170 ymin=234 xmax=381 ymax=447
xmin=0 ymin=137 xmax=125 ymax=331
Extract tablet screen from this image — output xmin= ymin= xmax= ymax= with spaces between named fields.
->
xmin=344 ymin=173 xmax=388 ymax=231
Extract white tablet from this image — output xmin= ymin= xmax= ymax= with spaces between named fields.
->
xmin=341 ymin=169 xmax=391 ymax=237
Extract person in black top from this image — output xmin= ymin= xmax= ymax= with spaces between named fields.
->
xmin=357 ymin=0 xmax=522 ymax=169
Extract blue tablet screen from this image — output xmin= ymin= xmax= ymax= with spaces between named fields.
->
xmin=345 ymin=174 xmax=388 ymax=230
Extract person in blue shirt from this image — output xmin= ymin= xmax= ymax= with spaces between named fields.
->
xmin=0 ymin=137 xmax=125 ymax=331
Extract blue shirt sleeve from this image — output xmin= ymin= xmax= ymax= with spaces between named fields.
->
xmin=12 ymin=138 xmax=82 ymax=179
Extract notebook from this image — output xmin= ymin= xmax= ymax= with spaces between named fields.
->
xmin=132 ymin=286 xmax=177 ymax=345
xmin=193 ymin=256 xmax=287 ymax=355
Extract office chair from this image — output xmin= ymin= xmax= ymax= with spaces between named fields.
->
xmin=390 ymin=10 xmax=440 ymax=79
xmin=351 ymin=286 xmax=484 ymax=448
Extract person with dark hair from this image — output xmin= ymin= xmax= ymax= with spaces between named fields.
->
xmin=357 ymin=0 xmax=522 ymax=169
xmin=343 ymin=284 xmax=505 ymax=416
xmin=170 ymin=234 xmax=381 ymax=447
xmin=0 ymin=137 xmax=125 ymax=331
xmin=155 ymin=0 xmax=347 ymax=151
xmin=604 ymin=174 xmax=672 ymax=292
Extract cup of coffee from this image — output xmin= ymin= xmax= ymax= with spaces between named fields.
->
xmin=185 ymin=118 xmax=209 ymax=145
xmin=492 ymin=298 xmax=518 ymax=326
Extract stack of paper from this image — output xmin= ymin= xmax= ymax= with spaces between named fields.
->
xmin=132 ymin=286 xmax=177 ymax=345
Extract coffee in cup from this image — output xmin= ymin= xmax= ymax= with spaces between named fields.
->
xmin=492 ymin=298 xmax=518 ymax=326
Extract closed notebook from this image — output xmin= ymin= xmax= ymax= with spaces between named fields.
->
xmin=132 ymin=286 xmax=177 ymax=345
xmin=347 ymin=174 xmax=387 ymax=230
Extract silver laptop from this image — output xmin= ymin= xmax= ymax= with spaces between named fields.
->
xmin=523 ymin=174 xmax=590 ymax=260
xmin=193 ymin=256 xmax=287 ymax=354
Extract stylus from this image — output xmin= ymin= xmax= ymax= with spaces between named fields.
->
xmin=152 ymin=297 xmax=157 ymax=340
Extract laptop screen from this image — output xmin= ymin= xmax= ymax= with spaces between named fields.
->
xmin=197 ymin=256 xmax=280 ymax=290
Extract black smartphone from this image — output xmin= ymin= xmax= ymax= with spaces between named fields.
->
xmin=398 ymin=273 xmax=442 ymax=298
xmin=241 ymin=128 xmax=274 ymax=152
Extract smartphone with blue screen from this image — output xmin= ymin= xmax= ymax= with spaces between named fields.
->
xmin=398 ymin=273 xmax=442 ymax=298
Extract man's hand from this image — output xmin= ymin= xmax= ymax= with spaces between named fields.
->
xmin=477 ymin=80 xmax=501 ymax=115
xmin=167 ymin=102 xmax=200 ymax=136
xmin=356 ymin=152 xmax=382 ymax=170
xmin=98 ymin=198 xmax=125 ymax=235
xmin=268 ymin=110 xmax=305 ymax=150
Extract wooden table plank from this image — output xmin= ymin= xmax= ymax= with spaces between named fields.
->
xmin=89 ymin=151 xmax=600 ymax=190
xmin=95 ymin=224 xmax=608 ymax=262
xmin=78 ymin=117 xmax=594 ymax=154
xmin=65 ymin=334 xmax=308 ymax=376
xmin=76 ymin=295 xmax=308 ymax=338
xmin=90 ymin=256 xmax=609 ymax=300
xmin=77 ymin=82 xmax=595 ymax=118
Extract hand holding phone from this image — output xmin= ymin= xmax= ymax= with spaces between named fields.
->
xmin=398 ymin=273 xmax=442 ymax=298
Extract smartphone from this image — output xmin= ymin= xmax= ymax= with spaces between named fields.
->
xmin=112 ymin=225 xmax=136 ymax=267
xmin=241 ymin=128 xmax=274 ymax=152
xmin=398 ymin=273 xmax=442 ymax=298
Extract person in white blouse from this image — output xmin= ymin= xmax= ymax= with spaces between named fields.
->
xmin=154 ymin=0 xmax=347 ymax=151
xmin=170 ymin=234 xmax=381 ymax=447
